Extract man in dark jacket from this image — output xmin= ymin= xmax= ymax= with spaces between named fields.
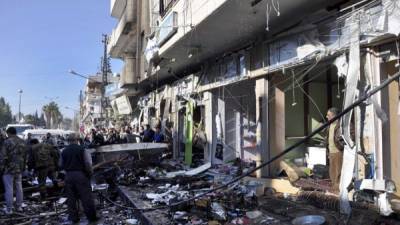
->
xmin=90 ymin=129 xmax=104 ymax=147
xmin=0 ymin=127 xmax=27 ymax=214
xmin=61 ymin=134 xmax=97 ymax=223
xmin=142 ymin=124 xmax=155 ymax=143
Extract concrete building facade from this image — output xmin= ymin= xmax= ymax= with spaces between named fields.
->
xmin=108 ymin=0 xmax=400 ymax=214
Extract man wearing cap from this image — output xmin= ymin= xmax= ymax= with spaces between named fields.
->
xmin=60 ymin=133 xmax=97 ymax=223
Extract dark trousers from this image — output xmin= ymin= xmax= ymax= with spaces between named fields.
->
xmin=37 ymin=168 xmax=56 ymax=198
xmin=65 ymin=171 xmax=96 ymax=222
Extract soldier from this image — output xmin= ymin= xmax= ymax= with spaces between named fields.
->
xmin=0 ymin=127 xmax=27 ymax=214
xmin=29 ymin=139 xmax=59 ymax=199
xmin=61 ymin=133 xmax=97 ymax=223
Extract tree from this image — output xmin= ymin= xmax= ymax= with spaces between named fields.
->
xmin=38 ymin=113 xmax=46 ymax=127
xmin=42 ymin=102 xmax=63 ymax=129
xmin=24 ymin=114 xmax=37 ymax=125
xmin=0 ymin=97 xmax=13 ymax=127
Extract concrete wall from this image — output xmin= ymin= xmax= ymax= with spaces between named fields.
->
xmin=158 ymin=0 xmax=227 ymax=54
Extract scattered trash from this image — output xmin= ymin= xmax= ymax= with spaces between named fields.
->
xmin=57 ymin=197 xmax=67 ymax=204
xmin=211 ymin=202 xmax=227 ymax=221
xmin=292 ymin=215 xmax=325 ymax=225
xmin=245 ymin=210 xmax=262 ymax=219
xmin=125 ymin=218 xmax=138 ymax=224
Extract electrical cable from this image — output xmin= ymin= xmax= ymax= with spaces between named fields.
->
xmin=99 ymin=70 xmax=400 ymax=212
xmin=293 ymin=70 xmax=327 ymax=123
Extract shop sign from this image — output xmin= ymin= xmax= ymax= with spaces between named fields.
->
xmin=115 ymin=95 xmax=132 ymax=115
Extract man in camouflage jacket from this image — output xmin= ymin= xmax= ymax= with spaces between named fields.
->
xmin=0 ymin=127 xmax=27 ymax=214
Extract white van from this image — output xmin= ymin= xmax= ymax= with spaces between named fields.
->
xmin=22 ymin=129 xmax=76 ymax=145
xmin=6 ymin=124 xmax=35 ymax=138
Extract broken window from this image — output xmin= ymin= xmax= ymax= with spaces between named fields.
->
xmin=159 ymin=0 xmax=177 ymax=17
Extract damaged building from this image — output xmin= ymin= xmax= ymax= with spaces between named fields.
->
xmin=102 ymin=0 xmax=400 ymax=223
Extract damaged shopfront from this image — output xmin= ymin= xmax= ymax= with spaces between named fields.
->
xmin=190 ymin=0 xmax=400 ymax=216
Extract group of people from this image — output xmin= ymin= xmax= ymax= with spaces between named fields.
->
xmin=82 ymin=123 xmax=166 ymax=147
xmin=0 ymin=128 xmax=98 ymax=223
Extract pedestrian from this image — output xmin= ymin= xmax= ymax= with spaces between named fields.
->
xmin=142 ymin=124 xmax=155 ymax=143
xmin=326 ymin=107 xmax=349 ymax=192
xmin=29 ymin=139 xmax=59 ymax=199
xmin=25 ymin=132 xmax=33 ymax=145
xmin=122 ymin=128 xmax=136 ymax=143
xmin=61 ymin=133 xmax=98 ymax=223
xmin=0 ymin=127 xmax=27 ymax=214
xmin=153 ymin=126 xmax=164 ymax=143
xmin=90 ymin=129 xmax=104 ymax=147
xmin=43 ymin=132 xmax=55 ymax=145
xmin=106 ymin=128 xmax=119 ymax=144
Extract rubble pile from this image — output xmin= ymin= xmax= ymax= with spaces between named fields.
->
xmin=90 ymin=156 xmax=400 ymax=225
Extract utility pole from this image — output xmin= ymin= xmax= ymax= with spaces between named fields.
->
xmin=100 ymin=34 xmax=111 ymax=125
xmin=18 ymin=89 xmax=23 ymax=123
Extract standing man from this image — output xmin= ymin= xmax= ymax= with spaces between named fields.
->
xmin=142 ymin=124 xmax=155 ymax=143
xmin=25 ymin=133 xmax=33 ymax=145
xmin=61 ymin=134 xmax=97 ymax=223
xmin=29 ymin=139 xmax=59 ymax=199
xmin=153 ymin=126 xmax=164 ymax=143
xmin=43 ymin=132 xmax=55 ymax=146
xmin=0 ymin=127 xmax=27 ymax=214
xmin=326 ymin=108 xmax=344 ymax=191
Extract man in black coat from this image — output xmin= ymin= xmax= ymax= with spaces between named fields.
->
xmin=61 ymin=134 xmax=97 ymax=223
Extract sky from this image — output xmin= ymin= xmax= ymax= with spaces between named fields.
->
xmin=0 ymin=1 xmax=123 ymax=119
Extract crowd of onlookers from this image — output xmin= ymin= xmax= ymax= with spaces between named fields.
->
xmin=81 ymin=123 xmax=168 ymax=148
xmin=0 ymin=122 xmax=170 ymax=221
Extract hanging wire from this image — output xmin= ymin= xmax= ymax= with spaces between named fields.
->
xmin=271 ymin=0 xmax=280 ymax=16
xmin=265 ymin=0 xmax=280 ymax=31
xmin=337 ymin=75 xmax=341 ymax=99
xmin=293 ymin=70 xmax=327 ymax=123
xmin=291 ymin=70 xmax=297 ymax=106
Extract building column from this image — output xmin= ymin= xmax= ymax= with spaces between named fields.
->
xmin=255 ymin=78 xmax=270 ymax=178
xmin=235 ymin=111 xmax=243 ymax=159
xmin=204 ymin=92 xmax=216 ymax=163
xmin=171 ymin=93 xmax=180 ymax=159
xmin=269 ymin=82 xmax=285 ymax=177
xmin=122 ymin=54 xmax=137 ymax=86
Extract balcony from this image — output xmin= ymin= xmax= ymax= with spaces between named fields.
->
xmin=111 ymin=0 xmax=126 ymax=19
xmin=108 ymin=0 xmax=137 ymax=58
xmin=147 ymin=0 xmax=343 ymax=83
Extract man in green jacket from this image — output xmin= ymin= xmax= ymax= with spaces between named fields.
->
xmin=29 ymin=139 xmax=59 ymax=199
xmin=0 ymin=127 xmax=27 ymax=214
